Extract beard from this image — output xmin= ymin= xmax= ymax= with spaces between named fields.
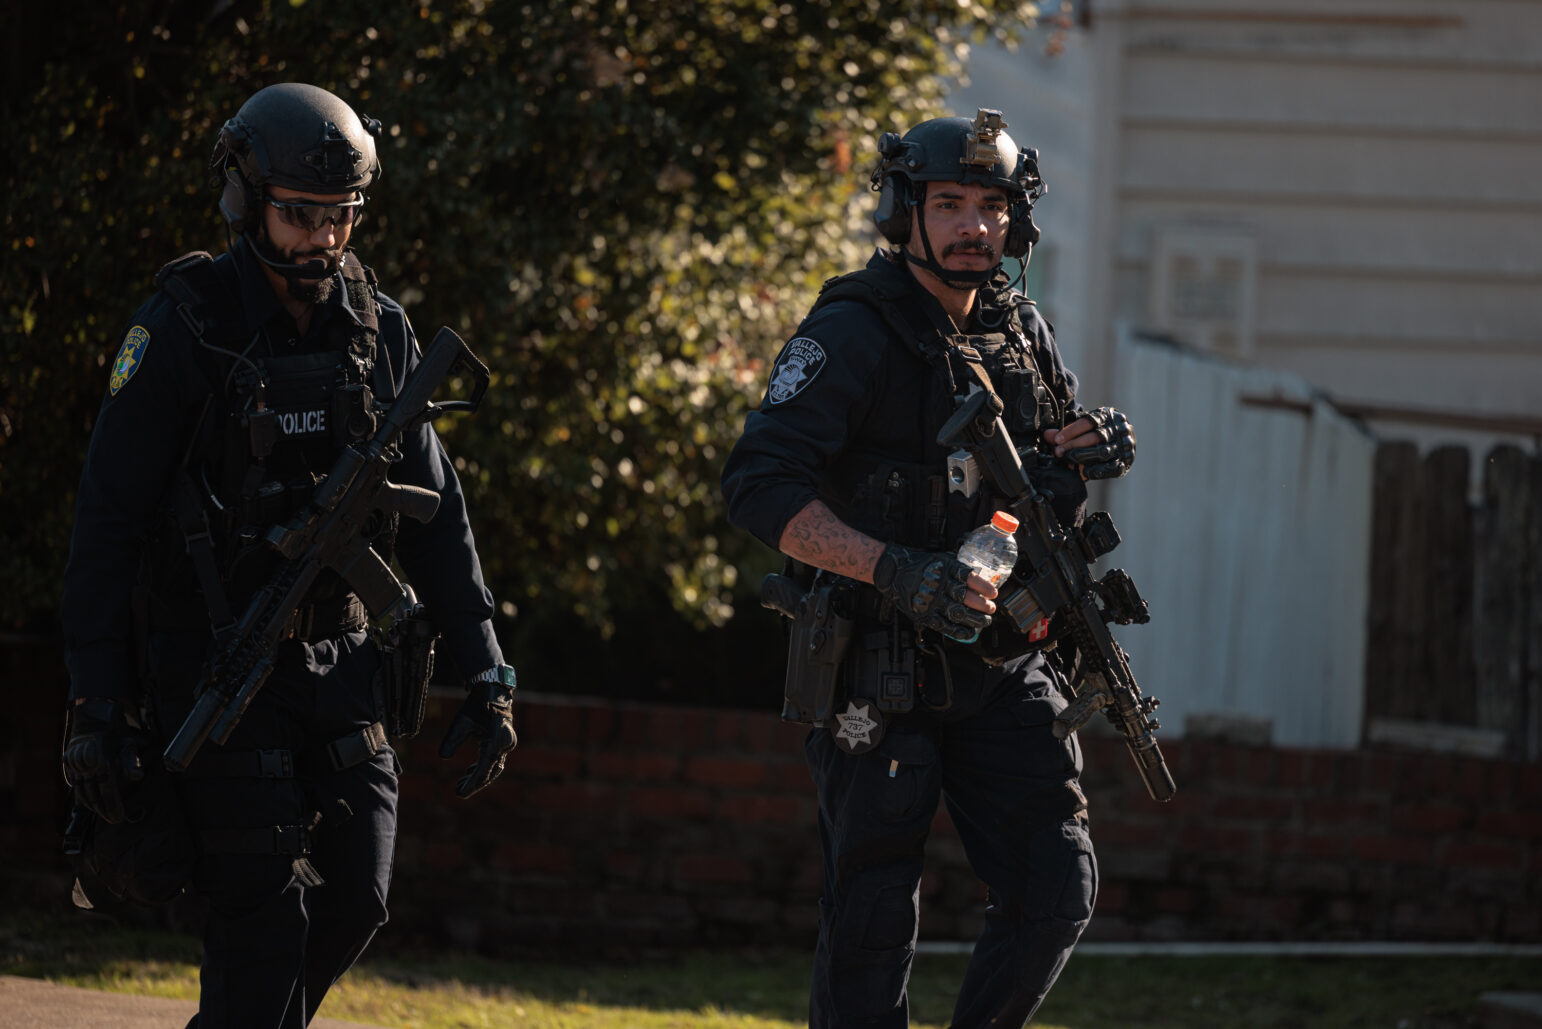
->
xmin=253 ymin=228 xmax=342 ymax=302
xmin=287 ymin=274 xmax=337 ymax=304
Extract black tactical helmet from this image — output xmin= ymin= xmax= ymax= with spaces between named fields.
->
xmin=210 ymin=83 xmax=382 ymax=235
xmin=871 ymin=108 xmax=1046 ymax=284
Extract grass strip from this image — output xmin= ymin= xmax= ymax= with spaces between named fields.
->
xmin=4 ymin=909 xmax=1537 ymax=1028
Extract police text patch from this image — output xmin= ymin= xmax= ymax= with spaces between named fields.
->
xmin=766 ymin=337 xmax=826 ymax=405
xmin=276 ymin=408 xmax=328 ymax=437
xmin=109 ymin=326 xmax=150 ymax=395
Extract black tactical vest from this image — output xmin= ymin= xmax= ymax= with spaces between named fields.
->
xmin=811 ymin=268 xmax=1080 ymax=552
xmin=810 ymin=268 xmax=1086 ymax=664
xmin=149 ymin=250 xmax=390 ymax=616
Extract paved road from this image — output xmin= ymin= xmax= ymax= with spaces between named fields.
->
xmin=0 ymin=976 xmax=391 ymax=1029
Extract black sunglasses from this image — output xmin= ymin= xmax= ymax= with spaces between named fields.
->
xmin=265 ymin=194 xmax=366 ymax=232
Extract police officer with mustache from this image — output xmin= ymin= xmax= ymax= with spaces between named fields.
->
xmin=722 ymin=109 xmax=1137 ymax=1028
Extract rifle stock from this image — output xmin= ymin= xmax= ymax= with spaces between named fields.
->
xmin=164 ymin=327 xmax=489 ymax=773
xmin=938 ymin=390 xmax=1175 ymax=803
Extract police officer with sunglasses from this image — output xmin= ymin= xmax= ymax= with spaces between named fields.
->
xmin=61 ymin=82 xmax=522 ymax=1028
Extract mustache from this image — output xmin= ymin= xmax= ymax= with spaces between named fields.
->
xmin=942 ymin=241 xmax=997 ymax=258
xmin=289 ymin=247 xmax=343 ymax=275
xmin=295 ymin=247 xmax=343 ymax=263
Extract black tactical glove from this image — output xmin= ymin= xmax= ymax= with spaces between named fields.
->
xmin=872 ymin=544 xmax=992 ymax=642
xmin=61 ymin=698 xmax=148 ymax=824
xmin=1063 ymin=406 xmax=1136 ymax=480
xmin=438 ymin=668 xmax=518 ymax=799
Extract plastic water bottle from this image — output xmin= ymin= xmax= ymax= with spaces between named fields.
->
xmin=957 ymin=510 xmax=1019 ymax=586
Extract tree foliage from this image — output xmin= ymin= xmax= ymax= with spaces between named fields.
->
xmin=2 ymin=0 xmax=1043 ymax=666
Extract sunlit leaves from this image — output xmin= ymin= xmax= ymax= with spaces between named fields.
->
xmin=2 ymin=0 xmax=1039 ymax=637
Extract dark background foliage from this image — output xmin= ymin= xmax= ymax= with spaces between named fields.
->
xmin=1 ymin=0 xmax=1044 ymax=704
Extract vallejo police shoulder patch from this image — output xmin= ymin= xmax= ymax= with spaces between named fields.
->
xmin=766 ymin=336 xmax=826 ymax=405
xmin=108 ymin=326 xmax=151 ymax=396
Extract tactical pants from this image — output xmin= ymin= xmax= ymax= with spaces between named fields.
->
xmin=151 ymin=628 xmax=396 ymax=1029
xmin=804 ymin=657 xmax=1096 ymax=1029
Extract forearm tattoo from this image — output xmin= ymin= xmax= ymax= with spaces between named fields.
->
xmin=778 ymin=500 xmax=885 ymax=583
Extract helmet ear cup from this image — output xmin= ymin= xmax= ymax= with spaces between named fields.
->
xmin=218 ymin=165 xmax=253 ymax=234
xmin=1004 ymin=197 xmax=1040 ymax=259
xmin=873 ymin=174 xmax=913 ymax=246
xmin=212 ymin=119 xmax=259 ymax=235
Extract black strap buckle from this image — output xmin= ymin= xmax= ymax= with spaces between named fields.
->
xmin=326 ymin=721 xmax=388 ymax=772
xmin=256 ymin=749 xmax=295 ymax=779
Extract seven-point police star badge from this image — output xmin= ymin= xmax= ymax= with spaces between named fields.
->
xmin=766 ymin=337 xmax=826 ymax=405
xmin=833 ymin=699 xmax=883 ymax=754
xmin=109 ymin=326 xmax=150 ymax=396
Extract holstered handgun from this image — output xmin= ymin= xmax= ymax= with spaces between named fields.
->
xmin=764 ymin=574 xmax=853 ymax=725
xmin=377 ymin=588 xmax=438 ymax=739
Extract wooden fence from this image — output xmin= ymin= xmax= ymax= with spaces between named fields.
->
xmin=1365 ymin=443 xmax=1542 ymax=760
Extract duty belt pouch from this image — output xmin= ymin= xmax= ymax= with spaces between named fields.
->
xmin=782 ymin=582 xmax=854 ymax=726
xmin=378 ymin=610 xmax=439 ymax=739
xmin=852 ymin=621 xmax=917 ymax=715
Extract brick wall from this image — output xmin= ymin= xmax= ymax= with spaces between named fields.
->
xmin=385 ymin=691 xmax=1542 ymax=952
xmin=1078 ymin=736 xmax=1542 ymax=943
xmin=5 ymin=638 xmax=1539 ymax=951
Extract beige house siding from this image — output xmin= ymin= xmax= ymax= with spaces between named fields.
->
xmin=956 ymin=0 xmax=1541 ymax=446
xmin=1105 ymin=0 xmax=1542 ymax=449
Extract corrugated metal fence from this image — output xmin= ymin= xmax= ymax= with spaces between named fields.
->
xmin=1100 ymin=329 xmax=1541 ymax=757
xmin=1102 ymin=329 xmax=1377 ymax=748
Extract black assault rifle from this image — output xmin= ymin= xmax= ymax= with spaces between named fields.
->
xmin=937 ymin=390 xmax=1175 ymax=802
xmin=163 ymin=327 xmax=490 ymax=773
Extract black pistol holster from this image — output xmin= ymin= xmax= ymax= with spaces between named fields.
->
xmin=781 ymin=580 xmax=855 ymax=726
xmin=376 ymin=596 xmax=439 ymax=740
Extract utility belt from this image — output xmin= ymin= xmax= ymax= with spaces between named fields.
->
xmin=768 ymin=572 xmax=1054 ymax=754
xmin=767 ymin=575 xmax=933 ymax=753
xmin=186 ymin=720 xmax=390 ymax=782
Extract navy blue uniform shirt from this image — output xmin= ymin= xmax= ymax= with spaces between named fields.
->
xmin=62 ymin=237 xmax=503 ymax=702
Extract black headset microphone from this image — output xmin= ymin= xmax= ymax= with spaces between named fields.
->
xmin=217 ymin=149 xmax=334 ymax=281
xmin=250 ymin=245 xmax=333 ymax=282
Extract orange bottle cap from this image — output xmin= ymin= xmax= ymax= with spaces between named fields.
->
xmin=991 ymin=511 xmax=1019 ymax=533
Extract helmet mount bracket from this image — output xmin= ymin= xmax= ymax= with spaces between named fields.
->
xmin=960 ymin=109 xmax=1007 ymax=171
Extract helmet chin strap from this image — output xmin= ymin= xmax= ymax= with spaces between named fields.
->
xmin=902 ymin=189 xmax=1000 ymax=291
